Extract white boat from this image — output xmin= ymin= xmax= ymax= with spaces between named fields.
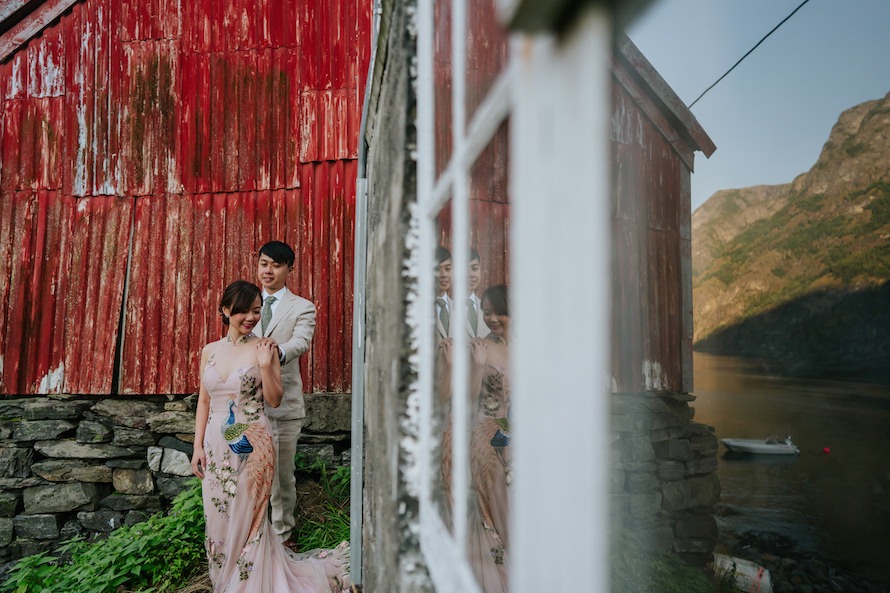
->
xmin=721 ymin=435 xmax=800 ymax=455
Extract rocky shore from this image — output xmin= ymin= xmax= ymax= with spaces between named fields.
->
xmin=719 ymin=525 xmax=890 ymax=593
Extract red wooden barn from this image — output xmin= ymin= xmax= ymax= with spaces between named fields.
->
xmin=0 ymin=0 xmax=371 ymax=396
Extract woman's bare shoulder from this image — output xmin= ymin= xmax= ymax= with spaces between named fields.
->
xmin=201 ymin=339 xmax=225 ymax=357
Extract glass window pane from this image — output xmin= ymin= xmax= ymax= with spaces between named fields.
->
xmin=466 ymin=0 xmax=509 ymax=126
xmin=464 ymin=119 xmax=512 ymax=590
xmin=434 ymin=0 xmax=453 ymax=179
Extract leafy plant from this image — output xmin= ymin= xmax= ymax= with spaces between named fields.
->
xmin=292 ymin=456 xmax=351 ymax=551
xmin=2 ymin=480 xmax=206 ymax=593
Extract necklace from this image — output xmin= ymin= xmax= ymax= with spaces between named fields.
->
xmin=486 ymin=333 xmax=508 ymax=345
xmin=226 ymin=333 xmax=255 ymax=345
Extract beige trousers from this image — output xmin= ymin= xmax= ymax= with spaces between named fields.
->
xmin=267 ymin=415 xmax=304 ymax=539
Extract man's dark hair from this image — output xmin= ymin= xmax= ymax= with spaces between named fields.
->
xmin=436 ymin=245 xmax=452 ymax=265
xmin=469 ymin=247 xmax=480 ymax=262
xmin=259 ymin=241 xmax=296 ymax=267
xmin=219 ymin=280 xmax=261 ymax=324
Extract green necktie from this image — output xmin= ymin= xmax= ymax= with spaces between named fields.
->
xmin=436 ymin=297 xmax=450 ymax=334
xmin=467 ymin=297 xmax=478 ymax=335
xmin=261 ymin=295 xmax=277 ymax=335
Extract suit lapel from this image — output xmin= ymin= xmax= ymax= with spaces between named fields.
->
xmin=265 ymin=289 xmax=296 ymax=336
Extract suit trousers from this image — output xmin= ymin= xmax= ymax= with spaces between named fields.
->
xmin=267 ymin=415 xmax=304 ymax=539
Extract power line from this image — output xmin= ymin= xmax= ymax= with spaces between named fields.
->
xmin=687 ymin=0 xmax=813 ymax=109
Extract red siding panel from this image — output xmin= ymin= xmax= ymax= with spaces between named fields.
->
xmin=0 ymin=192 xmax=130 ymax=394
xmin=92 ymin=0 xmax=122 ymax=196
xmin=27 ymin=27 xmax=65 ymax=98
xmin=610 ymin=78 xmax=690 ymax=394
xmin=63 ymin=196 xmax=132 ymax=394
xmin=119 ymin=40 xmax=181 ymax=196
xmin=62 ymin=1 xmax=92 ymax=197
xmin=2 ymin=51 xmax=27 ymax=100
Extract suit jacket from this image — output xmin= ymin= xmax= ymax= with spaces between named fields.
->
xmin=262 ymin=288 xmax=316 ymax=420
xmin=435 ymin=294 xmax=489 ymax=340
xmin=465 ymin=294 xmax=490 ymax=338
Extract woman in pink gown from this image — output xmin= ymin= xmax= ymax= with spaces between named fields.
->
xmin=191 ymin=280 xmax=350 ymax=593
xmin=439 ymin=284 xmax=512 ymax=593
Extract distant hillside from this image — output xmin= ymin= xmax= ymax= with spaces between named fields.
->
xmin=692 ymin=92 xmax=890 ymax=380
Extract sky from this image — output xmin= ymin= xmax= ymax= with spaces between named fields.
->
xmin=626 ymin=0 xmax=890 ymax=211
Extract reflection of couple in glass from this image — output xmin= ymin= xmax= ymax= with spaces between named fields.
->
xmin=435 ymin=246 xmax=490 ymax=340
xmin=437 ymin=246 xmax=512 ymax=593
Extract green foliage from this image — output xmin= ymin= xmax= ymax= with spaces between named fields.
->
xmin=296 ymin=502 xmax=351 ymax=551
xmin=864 ymin=189 xmax=890 ymax=230
xmin=610 ymin=530 xmax=735 ymax=593
xmin=776 ymin=216 xmax=847 ymax=256
xmin=842 ymin=141 xmax=867 ymax=158
xmin=2 ymin=481 xmax=206 ymax=593
xmin=293 ymin=454 xmax=351 ymax=551
xmin=797 ymin=193 xmax=826 ymax=212
xmin=770 ymin=266 xmax=787 ymax=278
xmin=703 ymin=263 xmax=737 ymax=286
xmin=717 ymin=193 xmax=743 ymax=217
xmin=827 ymin=243 xmax=890 ymax=282
xmin=725 ymin=215 xmax=783 ymax=257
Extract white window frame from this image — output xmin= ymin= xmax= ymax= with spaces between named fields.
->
xmin=413 ymin=2 xmax=614 ymax=592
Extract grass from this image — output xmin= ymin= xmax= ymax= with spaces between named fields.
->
xmin=2 ymin=458 xmax=352 ymax=593
xmin=292 ymin=458 xmax=351 ymax=550
xmin=610 ymin=529 xmax=742 ymax=593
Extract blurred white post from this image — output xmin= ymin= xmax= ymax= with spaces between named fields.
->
xmin=509 ymin=6 xmax=613 ymax=593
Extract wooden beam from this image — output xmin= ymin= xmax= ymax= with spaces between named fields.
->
xmin=0 ymin=0 xmax=33 ymax=24
xmin=0 ymin=0 xmax=81 ymax=63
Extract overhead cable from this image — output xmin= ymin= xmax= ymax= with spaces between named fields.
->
xmin=688 ymin=0 xmax=813 ymax=109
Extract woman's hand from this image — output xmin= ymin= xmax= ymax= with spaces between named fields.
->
xmin=470 ymin=338 xmax=488 ymax=367
xmin=438 ymin=338 xmax=454 ymax=365
xmin=255 ymin=338 xmax=279 ymax=367
xmin=191 ymin=447 xmax=206 ymax=479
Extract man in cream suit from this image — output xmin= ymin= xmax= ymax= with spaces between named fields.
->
xmin=435 ymin=245 xmax=453 ymax=342
xmin=436 ymin=246 xmax=490 ymax=340
xmin=465 ymin=247 xmax=490 ymax=338
xmin=256 ymin=240 xmax=316 ymax=548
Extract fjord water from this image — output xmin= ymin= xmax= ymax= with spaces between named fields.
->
xmin=691 ymin=353 xmax=890 ymax=582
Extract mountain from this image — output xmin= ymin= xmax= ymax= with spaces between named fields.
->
xmin=692 ymin=92 xmax=890 ymax=380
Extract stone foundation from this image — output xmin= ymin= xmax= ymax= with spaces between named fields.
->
xmin=0 ymin=393 xmax=351 ymax=564
xmin=611 ymin=391 xmax=720 ymax=565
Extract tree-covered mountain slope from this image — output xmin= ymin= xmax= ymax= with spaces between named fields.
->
xmin=692 ymin=92 xmax=890 ymax=378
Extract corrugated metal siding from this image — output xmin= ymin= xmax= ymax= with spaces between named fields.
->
xmin=0 ymin=190 xmax=131 ymax=394
xmin=435 ymin=121 xmax=511 ymax=289
xmin=0 ymin=0 xmax=369 ymax=395
xmin=63 ymin=195 xmax=133 ymax=394
xmin=433 ymin=0 xmax=507 ymax=178
xmin=610 ymin=76 xmax=689 ymax=394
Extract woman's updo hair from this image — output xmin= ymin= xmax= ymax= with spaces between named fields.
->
xmin=219 ymin=280 xmax=261 ymax=325
xmin=481 ymin=284 xmax=509 ymax=316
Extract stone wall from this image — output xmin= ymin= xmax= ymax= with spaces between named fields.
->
xmin=0 ymin=393 xmax=351 ymax=566
xmin=611 ymin=392 xmax=720 ymax=565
